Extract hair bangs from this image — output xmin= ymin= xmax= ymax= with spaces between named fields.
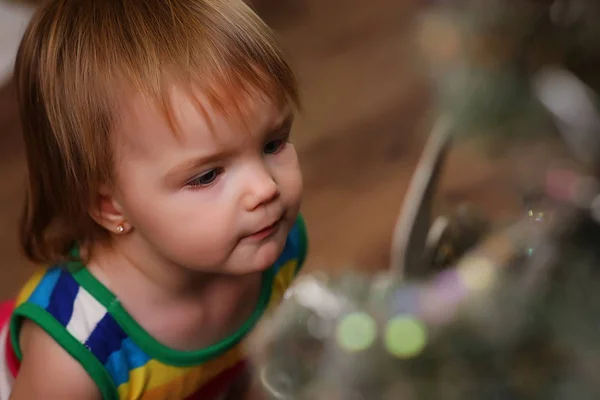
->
xmin=108 ymin=0 xmax=300 ymax=135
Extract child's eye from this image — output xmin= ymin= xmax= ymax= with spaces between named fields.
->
xmin=264 ymin=139 xmax=286 ymax=155
xmin=187 ymin=168 xmax=222 ymax=188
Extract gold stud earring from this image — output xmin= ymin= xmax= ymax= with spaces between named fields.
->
xmin=116 ymin=224 xmax=125 ymax=234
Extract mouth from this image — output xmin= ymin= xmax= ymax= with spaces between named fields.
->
xmin=246 ymin=215 xmax=284 ymax=241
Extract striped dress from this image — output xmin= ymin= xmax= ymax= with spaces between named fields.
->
xmin=0 ymin=215 xmax=307 ymax=399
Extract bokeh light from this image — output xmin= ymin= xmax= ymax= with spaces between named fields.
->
xmin=336 ymin=312 xmax=377 ymax=353
xmin=384 ymin=314 xmax=428 ymax=359
xmin=457 ymin=255 xmax=496 ymax=291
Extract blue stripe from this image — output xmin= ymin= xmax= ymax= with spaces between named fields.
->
xmin=27 ymin=268 xmax=62 ymax=309
xmin=105 ymin=337 xmax=152 ymax=387
xmin=288 ymin=221 xmax=300 ymax=248
xmin=273 ymin=221 xmax=300 ymax=272
xmin=85 ymin=314 xmax=128 ymax=364
xmin=46 ymin=270 xmax=80 ymax=326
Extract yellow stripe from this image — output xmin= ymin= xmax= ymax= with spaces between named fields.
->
xmin=277 ymin=260 xmax=297 ymax=289
xmin=268 ymin=260 xmax=297 ymax=309
xmin=119 ymin=345 xmax=244 ymax=399
xmin=118 ymin=260 xmax=299 ymax=399
xmin=15 ymin=268 xmax=47 ymax=306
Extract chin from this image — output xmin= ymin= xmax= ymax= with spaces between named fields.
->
xmin=228 ymin=260 xmax=273 ymax=276
xmin=241 ymin=239 xmax=286 ymax=274
xmin=253 ymin=247 xmax=282 ymax=272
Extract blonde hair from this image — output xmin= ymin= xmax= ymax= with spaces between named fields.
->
xmin=15 ymin=0 xmax=299 ymax=264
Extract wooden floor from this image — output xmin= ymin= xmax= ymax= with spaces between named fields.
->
xmin=0 ymin=0 xmax=520 ymax=301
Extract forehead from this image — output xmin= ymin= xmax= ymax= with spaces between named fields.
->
xmin=115 ymin=83 xmax=287 ymax=160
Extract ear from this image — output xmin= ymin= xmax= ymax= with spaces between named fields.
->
xmin=89 ymin=184 xmax=132 ymax=235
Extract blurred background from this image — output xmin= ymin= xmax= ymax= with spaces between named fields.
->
xmin=0 ymin=0 xmax=519 ymax=300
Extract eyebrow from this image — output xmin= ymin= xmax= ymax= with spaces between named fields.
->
xmin=270 ymin=113 xmax=294 ymax=136
xmin=165 ymin=112 xmax=294 ymax=183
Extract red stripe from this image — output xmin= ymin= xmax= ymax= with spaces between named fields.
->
xmin=0 ymin=300 xmax=19 ymax=377
xmin=185 ymin=360 xmax=247 ymax=400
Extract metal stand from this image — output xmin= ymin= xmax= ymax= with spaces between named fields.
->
xmin=389 ymin=117 xmax=453 ymax=278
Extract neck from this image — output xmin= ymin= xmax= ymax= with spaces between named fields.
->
xmin=86 ymin=238 xmax=234 ymax=303
xmin=84 ymin=237 xmax=264 ymax=352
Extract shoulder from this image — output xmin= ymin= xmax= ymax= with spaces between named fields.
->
xmin=11 ymin=266 xmax=120 ymax=399
xmin=10 ymin=319 xmax=102 ymax=399
xmin=12 ymin=266 xmax=108 ymax=339
xmin=269 ymin=213 xmax=309 ymax=299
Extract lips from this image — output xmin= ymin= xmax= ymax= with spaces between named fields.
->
xmin=246 ymin=215 xmax=283 ymax=241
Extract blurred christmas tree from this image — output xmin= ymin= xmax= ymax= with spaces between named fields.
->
xmin=249 ymin=1 xmax=600 ymax=399
xmin=416 ymin=0 xmax=600 ymax=138
xmin=251 ymin=184 xmax=600 ymax=399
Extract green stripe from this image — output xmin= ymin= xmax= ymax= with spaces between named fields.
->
xmin=70 ymin=263 xmax=274 ymax=366
xmin=10 ymin=303 xmax=118 ymax=400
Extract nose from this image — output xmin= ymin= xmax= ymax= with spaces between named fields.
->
xmin=242 ymin=163 xmax=280 ymax=211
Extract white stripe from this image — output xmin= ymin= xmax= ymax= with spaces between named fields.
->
xmin=0 ymin=323 xmax=14 ymax=400
xmin=66 ymin=289 xmax=108 ymax=343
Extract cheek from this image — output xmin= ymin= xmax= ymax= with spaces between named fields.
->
xmin=122 ymin=183 xmax=232 ymax=244
xmin=273 ymin=146 xmax=303 ymax=199
xmin=126 ymin=193 xmax=238 ymax=266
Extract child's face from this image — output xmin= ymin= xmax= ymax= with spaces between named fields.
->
xmin=110 ymin=84 xmax=303 ymax=274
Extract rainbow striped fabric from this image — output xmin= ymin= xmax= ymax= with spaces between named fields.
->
xmin=3 ymin=215 xmax=307 ymax=399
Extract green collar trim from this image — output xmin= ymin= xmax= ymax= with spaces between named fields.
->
xmin=68 ymin=262 xmax=274 ymax=367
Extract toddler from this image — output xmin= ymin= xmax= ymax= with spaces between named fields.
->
xmin=0 ymin=0 xmax=307 ymax=398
